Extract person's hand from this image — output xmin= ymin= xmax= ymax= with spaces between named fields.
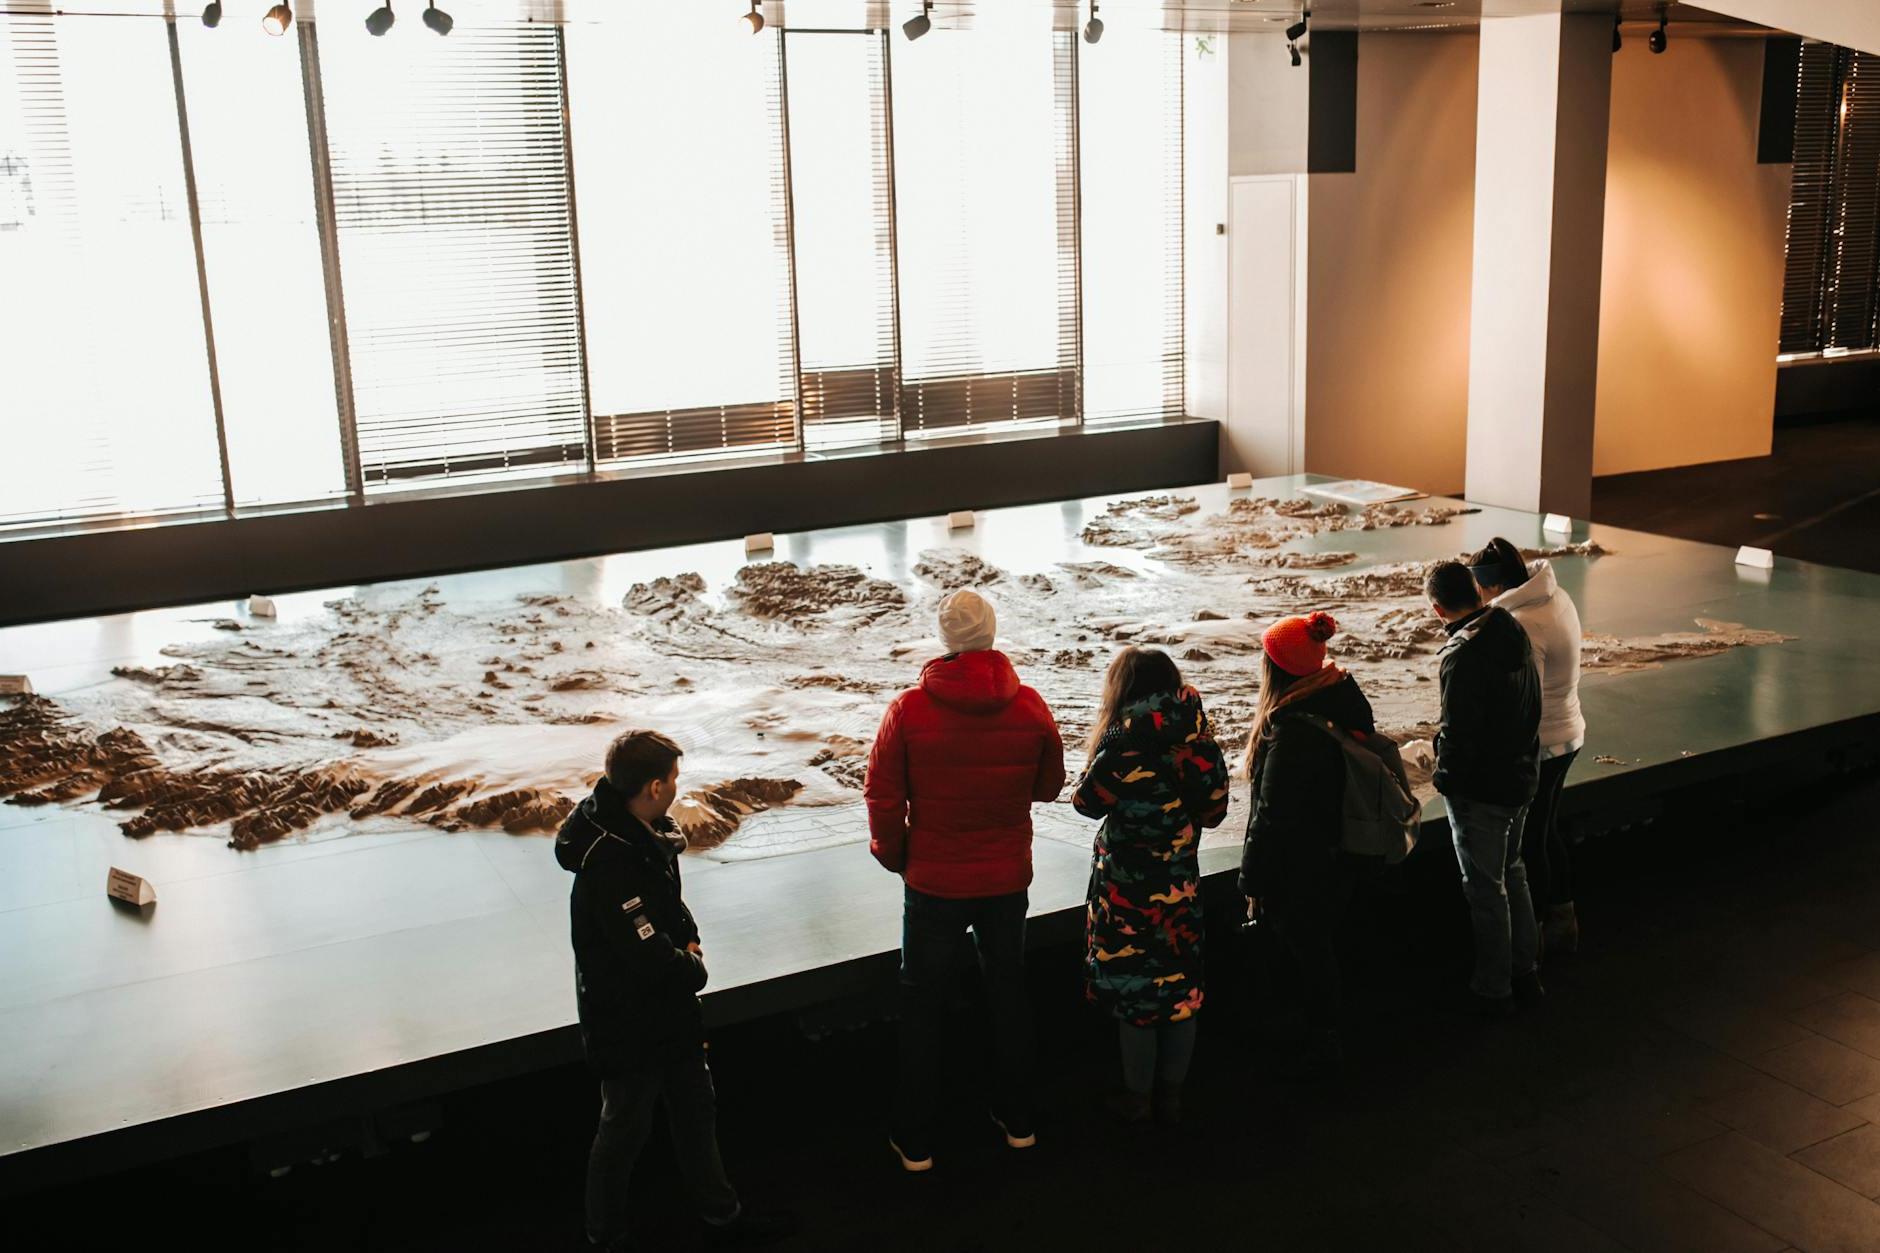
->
xmin=1245 ymin=897 xmax=1260 ymax=922
xmin=686 ymin=941 xmax=702 ymax=956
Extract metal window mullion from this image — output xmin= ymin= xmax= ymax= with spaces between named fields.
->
xmin=880 ymin=27 xmax=905 ymax=446
xmin=1069 ymin=32 xmax=1085 ymax=426
xmin=555 ymin=25 xmax=597 ymax=474
xmin=777 ymin=29 xmax=807 ymax=455
xmin=298 ymin=20 xmax=365 ymax=504
xmin=166 ymin=17 xmax=235 ymax=518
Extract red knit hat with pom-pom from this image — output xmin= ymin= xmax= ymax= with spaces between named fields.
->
xmin=1261 ymin=611 xmax=1338 ymax=677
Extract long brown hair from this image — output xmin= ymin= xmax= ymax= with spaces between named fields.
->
xmin=1239 ymin=654 xmax=1296 ymax=778
xmin=1086 ymin=646 xmax=1184 ymax=760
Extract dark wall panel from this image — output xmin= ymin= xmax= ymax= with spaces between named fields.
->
xmin=1308 ymin=31 xmax=1359 ymax=175
xmin=2 ymin=422 xmax=1220 ymax=625
xmin=1758 ymin=37 xmax=1801 ymax=165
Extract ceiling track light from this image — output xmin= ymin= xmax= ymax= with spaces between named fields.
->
xmin=1648 ymin=14 xmax=1667 ymax=55
xmin=1084 ymin=0 xmax=1103 ymax=45
xmin=903 ymin=0 xmax=932 ymax=41
xmin=261 ymin=2 xmax=292 ymax=36
xmin=366 ymin=2 xmax=395 ymax=37
xmin=1285 ymin=9 xmax=1309 ymax=43
xmin=1611 ymin=15 xmax=1621 ymax=54
xmin=200 ymin=1 xmax=222 ymax=28
xmin=422 ymin=1 xmax=453 ymax=36
xmin=743 ymin=0 xmax=765 ymax=35
xmin=1288 ymin=41 xmax=1302 ymax=67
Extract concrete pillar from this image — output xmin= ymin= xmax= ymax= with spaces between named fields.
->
xmin=1464 ymin=11 xmax=1613 ymax=517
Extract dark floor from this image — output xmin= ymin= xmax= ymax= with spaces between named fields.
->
xmin=11 ymin=420 xmax=1880 ymax=1253
xmin=1592 ymin=415 xmax=1880 ymax=574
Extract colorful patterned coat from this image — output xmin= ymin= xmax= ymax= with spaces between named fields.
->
xmin=1072 ymin=687 xmax=1231 ymax=1026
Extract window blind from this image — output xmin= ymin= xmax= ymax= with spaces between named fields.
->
xmin=0 ymin=14 xmax=225 ymax=533
xmin=784 ymin=29 xmax=900 ymax=451
xmin=890 ymin=18 xmax=1078 ymax=436
xmin=565 ymin=5 xmax=796 ymax=465
xmin=316 ymin=14 xmax=586 ymax=489
xmin=175 ymin=17 xmax=345 ymax=508
xmin=1779 ymin=43 xmax=1880 ymax=356
xmin=1079 ymin=25 xmax=1184 ymax=422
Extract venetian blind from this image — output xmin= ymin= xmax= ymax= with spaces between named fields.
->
xmin=1780 ymin=43 xmax=1880 ymax=355
xmin=1079 ymin=26 xmax=1184 ymax=423
xmin=565 ymin=5 xmax=796 ymax=465
xmin=317 ymin=14 xmax=586 ymax=489
xmin=785 ymin=29 xmax=900 ymax=451
xmin=891 ymin=18 xmax=1078 ymax=435
xmin=0 ymin=14 xmax=226 ymax=533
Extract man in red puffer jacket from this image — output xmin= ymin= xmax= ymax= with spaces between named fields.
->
xmin=866 ymin=587 xmax=1065 ymax=1174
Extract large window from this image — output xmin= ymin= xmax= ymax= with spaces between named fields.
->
xmin=890 ymin=16 xmax=1078 ymax=434
xmin=565 ymin=6 xmax=795 ymax=464
xmin=0 ymin=15 xmax=225 ymax=531
xmin=318 ymin=14 xmax=586 ymax=489
xmin=1 ymin=7 xmax=1193 ymax=540
xmin=1780 ymin=43 xmax=1880 ymax=357
xmin=176 ymin=18 xmax=346 ymax=507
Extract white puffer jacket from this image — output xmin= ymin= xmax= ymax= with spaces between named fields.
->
xmin=1492 ymin=560 xmax=1586 ymax=755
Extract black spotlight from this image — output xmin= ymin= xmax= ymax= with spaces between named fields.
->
xmin=366 ymin=3 xmax=395 ymax=37
xmin=1648 ymin=15 xmax=1667 ymax=54
xmin=904 ymin=0 xmax=931 ymax=41
xmin=201 ymin=1 xmax=222 ymax=28
xmin=261 ymin=3 xmax=292 ymax=36
xmin=1288 ymin=42 xmax=1302 ymax=67
xmin=423 ymin=0 xmax=453 ymax=36
xmin=1611 ymin=16 xmax=1621 ymax=53
xmin=1285 ymin=10 xmax=1309 ymax=43
xmin=1084 ymin=1 xmax=1103 ymax=45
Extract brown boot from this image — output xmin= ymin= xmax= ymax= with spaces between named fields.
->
xmin=1106 ymin=1089 xmax=1152 ymax=1124
xmin=1544 ymin=902 xmax=1580 ymax=955
xmin=1153 ymin=1082 xmax=1184 ymax=1126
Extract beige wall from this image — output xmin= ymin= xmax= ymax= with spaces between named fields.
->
xmin=1305 ymin=33 xmax=1479 ymax=496
xmin=1592 ymin=38 xmax=1788 ymax=476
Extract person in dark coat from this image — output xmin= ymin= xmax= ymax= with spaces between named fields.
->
xmin=1072 ymin=647 xmax=1230 ymax=1124
xmin=556 ymin=729 xmax=791 ymax=1252
xmin=864 ymin=588 xmax=1066 ymax=1172
xmin=1426 ymin=561 xmax=1543 ymax=1016
xmin=1238 ymin=612 xmax=1376 ymax=1074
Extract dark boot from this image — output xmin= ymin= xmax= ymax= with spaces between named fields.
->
xmin=1153 ymin=1082 xmax=1184 ymax=1125
xmin=1105 ymin=1089 xmax=1152 ymax=1124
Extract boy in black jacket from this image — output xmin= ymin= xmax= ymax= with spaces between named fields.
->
xmin=556 ymin=729 xmax=788 ymax=1251
xmin=1426 ymin=562 xmax=1543 ymax=1016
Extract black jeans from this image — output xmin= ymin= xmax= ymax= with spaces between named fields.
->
xmin=1263 ymin=856 xmax=1358 ymax=1036
xmin=1523 ymin=750 xmax=1578 ymax=910
xmin=585 ymin=1048 xmax=740 ymax=1244
xmin=895 ymin=886 xmax=1033 ymax=1143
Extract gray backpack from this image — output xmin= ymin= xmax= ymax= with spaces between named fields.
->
xmin=1290 ymin=714 xmax=1422 ymax=863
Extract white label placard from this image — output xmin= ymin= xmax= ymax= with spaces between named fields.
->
xmin=246 ymin=594 xmax=277 ymax=619
xmin=1734 ymin=546 xmax=1775 ymax=570
xmin=743 ymin=533 xmax=774 ymax=556
xmin=1542 ymin=513 xmax=1572 ymax=534
xmin=0 ymin=675 xmax=32 ymax=696
xmin=946 ymin=510 xmax=975 ymax=531
xmin=1225 ymin=472 xmax=1254 ymax=490
xmin=106 ymin=867 xmax=156 ymax=907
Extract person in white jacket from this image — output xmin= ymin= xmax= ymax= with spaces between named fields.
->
xmin=1469 ymin=537 xmax=1585 ymax=956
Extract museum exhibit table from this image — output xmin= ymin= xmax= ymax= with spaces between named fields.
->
xmin=2 ymin=473 xmax=1876 ymax=1189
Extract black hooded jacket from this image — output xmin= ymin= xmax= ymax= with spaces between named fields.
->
xmin=555 ymin=780 xmax=708 ymax=1075
xmin=1239 ymin=673 xmax=1376 ymax=899
xmin=1434 ymin=605 xmax=1542 ymax=808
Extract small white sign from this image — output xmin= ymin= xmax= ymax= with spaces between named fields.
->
xmin=1542 ymin=513 xmax=1572 ymax=534
xmin=0 ymin=674 xmax=32 ymax=696
xmin=1225 ymin=472 xmax=1254 ymax=490
xmin=246 ymin=594 xmax=277 ymax=619
xmin=743 ymin=532 xmax=774 ymax=556
xmin=1735 ymin=545 xmax=1775 ymax=570
xmin=946 ymin=510 xmax=975 ymax=531
xmin=106 ymin=867 xmax=156 ymax=907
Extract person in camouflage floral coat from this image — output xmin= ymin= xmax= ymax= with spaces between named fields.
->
xmin=1072 ymin=647 xmax=1230 ymax=1123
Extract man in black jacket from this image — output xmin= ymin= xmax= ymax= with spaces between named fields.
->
xmin=556 ymin=729 xmax=788 ymax=1251
xmin=1427 ymin=562 xmax=1543 ymax=1016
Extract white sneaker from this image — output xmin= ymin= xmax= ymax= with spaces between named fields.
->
xmin=889 ymin=1136 xmax=933 ymax=1173
xmin=990 ymin=1112 xmax=1036 ymax=1150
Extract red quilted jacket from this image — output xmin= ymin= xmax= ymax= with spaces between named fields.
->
xmin=864 ymin=650 xmax=1066 ymax=899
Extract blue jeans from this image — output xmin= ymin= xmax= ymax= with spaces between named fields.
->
xmin=895 ymin=887 xmax=1033 ymax=1144
xmin=1446 ymin=796 xmax=1538 ymax=999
